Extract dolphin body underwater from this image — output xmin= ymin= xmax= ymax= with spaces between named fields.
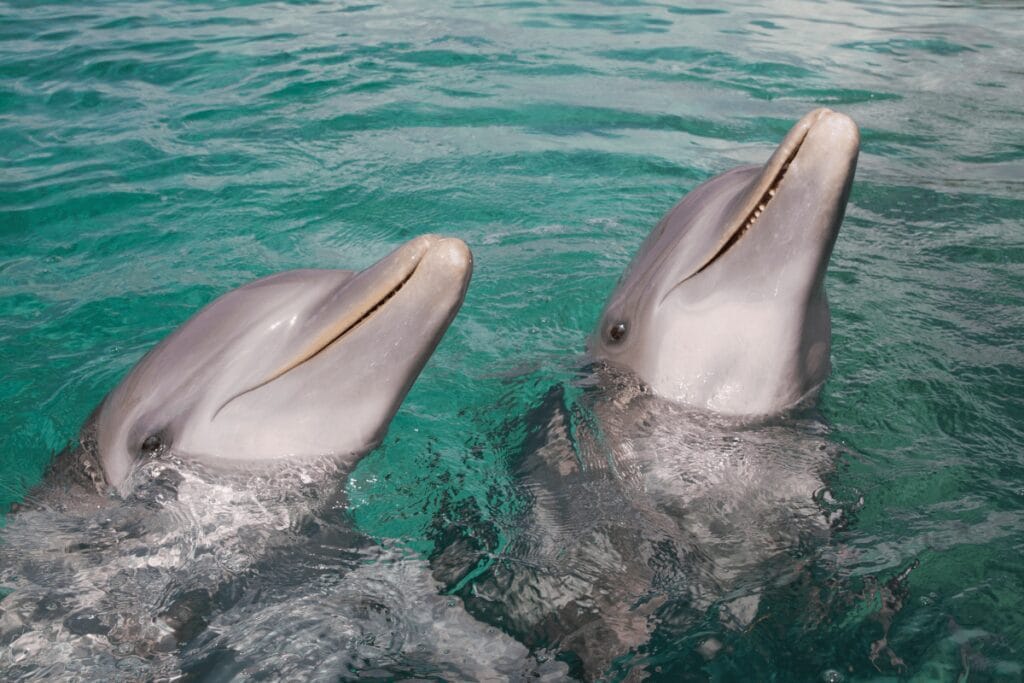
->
xmin=0 ymin=236 xmax=565 ymax=680
xmin=431 ymin=109 xmax=862 ymax=679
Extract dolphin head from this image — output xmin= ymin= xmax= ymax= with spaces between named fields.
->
xmin=588 ymin=109 xmax=859 ymax=415
xmin=91 ymin=235 xmax=472 ymax=493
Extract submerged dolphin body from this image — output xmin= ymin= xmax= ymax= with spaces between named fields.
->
xmin=433 ymin=110 xmax=861 ymax=679
xmin=69 ymin=234 xmax=472 ymax=494
xmin=590 ymin=108 xmax=859 ymax=414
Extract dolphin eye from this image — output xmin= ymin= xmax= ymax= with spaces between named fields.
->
xmin=608 ymin=322 xmax=627 ymax=342
xmin=141 ymin=435 xmax=162 ymax=454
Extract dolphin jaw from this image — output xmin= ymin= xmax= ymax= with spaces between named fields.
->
xmin=298 ymin=235 xmax=471 ymax=362
xmin=267 ymin=238 xmax=440 ymax=378
xmin=212 ymin=237 xmax=442 ymax=420
xmin=695 ymin=137 xmax=803 ymax=275
xmin=300 ymin=260 xmax=419 ymax=363
xmin=212 ymin=235 xmax=472 ymax=424
xmin=687 ymin=110 xmax=831 ymax=281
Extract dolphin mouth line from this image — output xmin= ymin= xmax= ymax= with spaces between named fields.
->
xmin=213 ymin=258 xmax=423 ymax=419
xmin=321 ymin=264 xmax=418 ymax=351
xmin=689 ymin=123 xmax=811 ymax=280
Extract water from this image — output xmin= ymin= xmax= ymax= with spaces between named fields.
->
xmin=1 ymin=0 xmax=1022 ymax=680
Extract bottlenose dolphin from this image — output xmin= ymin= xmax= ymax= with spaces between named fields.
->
xmin=431 ymin=109 xmax=861 ymax=679
xmin=3 ymin=235 xmax=568 ymax=680
xmin=590 ymin=107 xmax=859 ymax=415
xmin=65 ymin=233 xmax=472 ymax=495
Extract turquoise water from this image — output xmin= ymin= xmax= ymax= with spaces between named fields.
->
xmin=2 ymin=0 xmax=1022 ymax=680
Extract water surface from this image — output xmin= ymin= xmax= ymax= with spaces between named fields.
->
xmin=2 ymin=0 xmax=1022 ymax=680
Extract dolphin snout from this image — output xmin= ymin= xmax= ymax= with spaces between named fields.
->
xmin=818 ymin=110 xmax=859 ymax=143
xmin=798 ymin=110 xmax=860 ymax=205
xmin=400 ymin=233 xmax=442 ymax=259
xmin=425 ymin=237 xmax=472 ymax=273
xmin=400 ymin=234 xmax=472 ymax=275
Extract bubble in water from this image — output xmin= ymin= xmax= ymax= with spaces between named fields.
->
xmin=821 ymin=669 xmax=844 ymax=683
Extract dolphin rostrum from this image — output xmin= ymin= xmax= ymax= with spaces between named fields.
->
xmin=65 ymin=234 xmax=472 ymax=495
xmin=589 ymin=107 xmax=859 ymax=415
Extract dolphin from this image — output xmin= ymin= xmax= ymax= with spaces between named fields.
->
xmin=61 ymin=233 xmax=472 ymax=495
xmin=1 ymin=235 xmax=517 ymax=680
xmin=589 ymin=107 xmax=859 ymax=415
xmin=430 ymin=109 xmax=861 ymax=679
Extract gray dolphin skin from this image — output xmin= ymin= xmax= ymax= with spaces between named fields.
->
xmin=83 ymin=234 xmax=472 ymax=494
xmin=589 ymin=107 xmax=859 ymax=415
